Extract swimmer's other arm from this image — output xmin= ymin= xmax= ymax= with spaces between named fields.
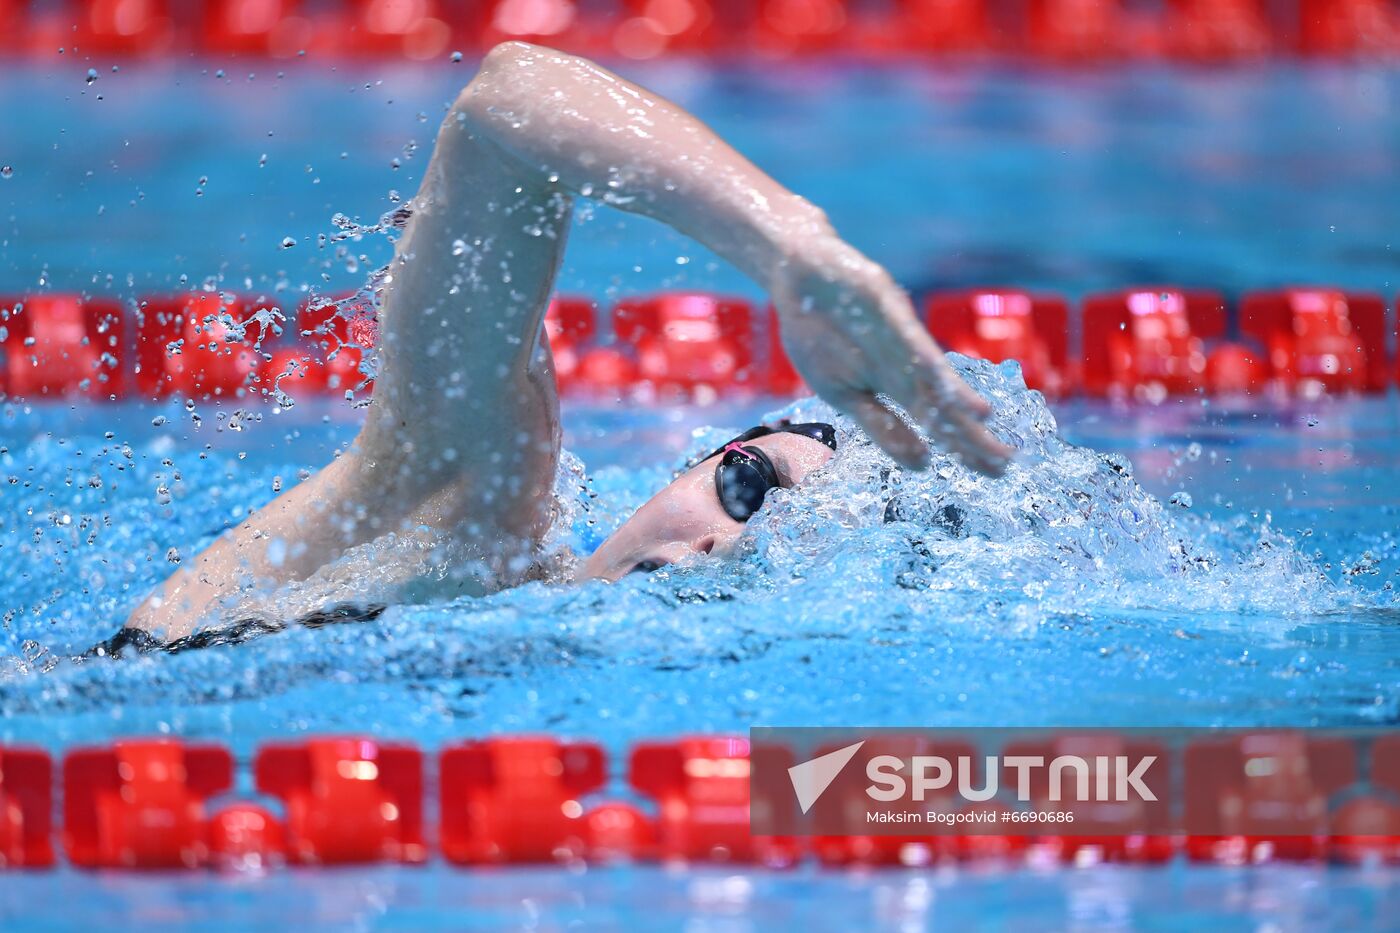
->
xmin=457 ymin=42 xmax=1011 ymax=474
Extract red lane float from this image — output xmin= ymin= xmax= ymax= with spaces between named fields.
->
xmin=1203 ymin=341 xmax=1266 ymax=396
xmin=765 ymin=305 xmax=805 ymax=396
xmin=63 ymin=0 xmax=177 ymax=56
xmin=332 ymin=0 xmax=453 ymax=60
xmin=809 ymin=735 xmax=973 ymax=866
xmin=207 ymin=803 xmax=287 ymax=870
xmin=630 ymin=736 xmax=801 ymax=865
xmin=0 ymin=746 xmax=54 ymax=868
xmin=925 ymin=289 xmax=1071 ymax=396
xmin=439 ymin=736 xmax=608 ymax=864
xmin=613 ymin=0 xmax=725 ymax=58
xmin=1240 ymin=289 xmax=1388 ymax=394
xmin=543 ymin=296 xmax=597 ymax=391
xmin=1331 ymin=734 xmax=1400 ymax=864
xmin=1002 ymin=734 xmax=1175 ymax=864
xmin=262 ymin=293 xmax=373 ymax=396
xmin=1165 ymin=0 xmax=1272 ymax=61
xmin=749 ymin=0 xmax=850 ymax=55
xmin=135 ymin=293 xmax=274 ymax=400
xmin=950 ymin=801 xmax=1032 ymax=861
xmin=62 ymin=740 xmax=233 ymax=869
xmin=256 ymin=737 xmax=427 ymax=864
xmin=0 ymin=294 xmax=126 ymax=399
xmin=1329 ymin=795 xmax=1400 ymax=865
xmin=613 ymin=293 xmax=757 ymax=397
xmin=1027 ymin=0 xmax=1131 ymax=59
xmin=477 ymin=0 xmax=605 ymax=55
xmin=12 ymin=732 xmax=1400 ymax=871
xmin=10 ymin=0 xmax=1400 ymax=59
xmin=1299 ymin=0 xmax=1400 ymax=55
xmin=202 ymin=0 xmax=311 ymax=57
xmin=545 ymin=295 xmax=644 ymax=397
xmin=1184 ymin=732 xmax=1356 ymax=864
xmin=584 ymin=801 xmax=658 ymax=862
xmin=891 ymin=0 xmax=993 ymax=53
xmin=3 ymin=286 xmax=1394 ymax=402
xmin=0 ymin=0 xmax=29 ymax=54
xmin=1081 ymin=287 xmax=1226 ymax=398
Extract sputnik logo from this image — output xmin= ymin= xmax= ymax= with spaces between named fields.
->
xmin=787 ymin=741 xmax=865 ymax=814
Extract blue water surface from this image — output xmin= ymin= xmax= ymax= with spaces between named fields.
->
xmin=3 ymin=56 xmax=1400 ymax=932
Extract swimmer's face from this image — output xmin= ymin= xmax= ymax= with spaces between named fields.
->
xmin=580 ymin=431 xmax=836 ymax=582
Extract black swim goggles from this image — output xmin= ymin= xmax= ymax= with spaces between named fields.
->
xmin=698 ymin=421 xmax=837 ymax=523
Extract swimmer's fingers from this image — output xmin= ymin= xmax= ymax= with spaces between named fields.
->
xmin=861 ymin=313 xmax=1008 ymax=474
xmin=907 ymin=372 xmax=1013 ymax=477
xmin=830 ymin=388 xmax=932 ymax=469
xmin=886 ymin=309 xmax=993 ymax=421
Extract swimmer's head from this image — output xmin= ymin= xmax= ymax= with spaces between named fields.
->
xmin=580 ymin=422 xmax=837 ymax=582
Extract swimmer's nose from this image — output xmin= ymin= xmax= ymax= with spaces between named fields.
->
xmin=693 ymin=530 xmax=741 ymax=557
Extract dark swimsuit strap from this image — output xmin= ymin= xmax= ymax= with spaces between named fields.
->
xmin=83 ymin=603 xmax=388 ymax=660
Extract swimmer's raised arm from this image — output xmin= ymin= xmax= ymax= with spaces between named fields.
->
xmin=121 ymin=41 xmax=1008 ymax=645
xmin=455 ymin=42 xmax=1011 ymax=474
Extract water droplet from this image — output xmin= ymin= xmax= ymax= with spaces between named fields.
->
xmin=281 ymin=236 xmax=296 ymax=249
xmin=151 ymin=415 xmax=167 ymax=427
xmin=155 ymin=485 xmax=172 ymax=505
xmin=215 ymin=69 xmax=225 ymax=79
xmin=451 ymin=50 xmax=463 ymax=63
xmin=0 ymin=166 xmax=12 ymax=180
xmin=1306 ymin=415 xmax=1319 ymax=427
xmin=1169 ymin=491 xmax=1193 ymax=509
xmin=85 ymin=68 xmax=97 ymax=85
xmin=166 ymin=547 xmax=182 ymax=564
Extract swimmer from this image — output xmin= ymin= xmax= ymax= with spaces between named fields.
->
xmin=111 ymin=42 xmax=1011 ymax=650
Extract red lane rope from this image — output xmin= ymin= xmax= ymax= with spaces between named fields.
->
xmin=1 ymin=0 xmax=1398 ymax=62
xmin=1 ymin=287 xmax=1394 ymax=405
xmin=2 ymin=733 xmax=1398 ymax=870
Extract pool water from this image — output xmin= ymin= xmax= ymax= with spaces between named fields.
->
xmin=3 ymin=386 xmax=1397 ymax=748
xmin=4 ymin=862 xmax=1398 ymax=931
xmin=3 ymin=57 xmax=1400 ymax=930
xmin=3 ymin=59 xmax=1400 ymax=303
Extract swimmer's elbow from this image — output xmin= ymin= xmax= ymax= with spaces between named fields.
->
xmin=453 ymin=42 xmax=536 ymax=127
xmin=480 ymin=40 xmax=546 ymax=73
xmin=456 ymin=42 xmax=594 ymax=121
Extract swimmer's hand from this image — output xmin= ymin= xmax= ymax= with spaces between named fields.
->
xmin=770 ymin=234 xmax=1013 ymax=475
